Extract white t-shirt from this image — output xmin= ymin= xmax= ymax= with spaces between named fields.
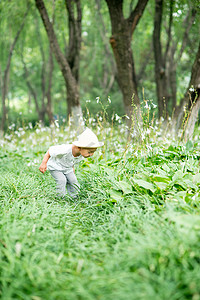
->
xmin=47 ymin=144 xmax=83 ymax=174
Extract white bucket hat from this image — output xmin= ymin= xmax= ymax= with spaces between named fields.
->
xmin=73 ymin=128 xmax=104 ymax=148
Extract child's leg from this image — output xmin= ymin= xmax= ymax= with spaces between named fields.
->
xmin=49 ymin=170 xmax=67 ymax=197
xmin=65 ymin=172 xmax=80 ymax=198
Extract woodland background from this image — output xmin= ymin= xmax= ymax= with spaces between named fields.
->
xmin=0 ymin=0 xmax=200 ymax=138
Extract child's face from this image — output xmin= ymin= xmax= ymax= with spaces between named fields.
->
xmin=79 ymin=148 xmax=97 ymax=158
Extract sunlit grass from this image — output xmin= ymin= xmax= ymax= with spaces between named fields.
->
xmin=1 ymin=118 xmax=200 ymax=299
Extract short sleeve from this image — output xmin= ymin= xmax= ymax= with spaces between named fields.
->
xmin=49 ymin=144 xmax=69 ymax=157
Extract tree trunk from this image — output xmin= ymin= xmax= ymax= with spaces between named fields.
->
xmin=105 ymin=0 xmax=149 ymax=128
xmin=183 ymin=42 xmax=200 ymax=141
xmin=184 ymin=96 xmax=200 ymax=141
xmin=153 ymin=0 xmax=168 ymax=118
xmin=35 ymin=0 xmax=83 ymax=128
xmin=45 ymin=1 xmax=55 ymax=125
xmin=65 ymin=0 xmax=82 ymax=83
xmin=1 ymin=6 xmax=30 ymax=133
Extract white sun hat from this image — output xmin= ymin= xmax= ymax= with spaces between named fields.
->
xmin=73 ymin=128 xmax=104 ymax=148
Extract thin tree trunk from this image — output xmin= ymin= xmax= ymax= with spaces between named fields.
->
xmin=184 ymin=96 xmax=200 ymax=141
xmin=45 ymin=0 xmax=55 ymax=126
xmin=65 ymin=0 xmax=82 ymax=83
xmin=1 ymin=6 xmax=30 ymax=132
xmin=183 ymin=42 xmax=200 ymax=141
xmin=153 ymin=0 xmax=168 ymax=118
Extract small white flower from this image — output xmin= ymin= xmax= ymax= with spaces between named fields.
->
xmin=108 ymin=96 xmax=111 ymax=104
xmin=189 ymin=86 xmax=195 ymax=92
xmin=54 ymin=120 xmax=59 ymax=128
xmin=96 ymin=97 xmax=100 ymax=103
xmin=115 ymin=114 xmax=120 ymax=121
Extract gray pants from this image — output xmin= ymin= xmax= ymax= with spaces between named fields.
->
xmin=49 ymin=170 xmax=80 ymax=198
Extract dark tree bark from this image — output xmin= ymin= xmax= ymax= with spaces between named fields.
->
xmin=1 ymin=6 xmax=30 ymax=133
xmin=153 ymin=0 xmax=168 ymax=118
xmin=35 ymin=0 xmax=83 ymax=127
xmin=65 ymin=0 xmax=82 ymax=83
xmin=105 ymin=0 xmax=149 ymax=125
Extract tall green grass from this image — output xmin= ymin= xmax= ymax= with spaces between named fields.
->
xmin=1 ymin=121 xmax=200 ymax=300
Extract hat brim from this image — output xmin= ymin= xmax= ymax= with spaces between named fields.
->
xmin=73 ymin=141 xmax=104 ymax=148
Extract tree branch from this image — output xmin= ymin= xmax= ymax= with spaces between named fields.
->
xmin=164 ymin=0 xmax=173 ymax=64
xmin=128 ymin=0 xmax=149 ymax=35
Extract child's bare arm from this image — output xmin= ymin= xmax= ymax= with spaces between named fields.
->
xmin=39 ymin=150 xmax=50 ymax=174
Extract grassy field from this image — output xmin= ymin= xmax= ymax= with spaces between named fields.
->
xmin=1 ymin=122 xmax=200 ymax=300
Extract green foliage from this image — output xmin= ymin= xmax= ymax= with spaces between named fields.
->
xmin=1 ymin=124 xmax=200 ymax=299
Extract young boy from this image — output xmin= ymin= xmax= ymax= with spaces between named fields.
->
xmin=39 ymin=128 xmax=104 ymax=199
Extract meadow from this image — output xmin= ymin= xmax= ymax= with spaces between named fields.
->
xmin=1 ymin=116 xmax=200 ymax=300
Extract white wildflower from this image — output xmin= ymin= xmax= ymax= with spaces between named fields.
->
xmin=54 ymin=120 xmax=59 ymax=128
xmin=115 ymin=114 xmax=120 ymax=121
xmin=189 ymin=86 xmax=195 ymax=92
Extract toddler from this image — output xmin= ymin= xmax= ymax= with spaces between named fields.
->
xmin=39 ymin=128 xmax=104 ymax=199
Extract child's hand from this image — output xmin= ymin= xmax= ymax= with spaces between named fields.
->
xmin=39 ymin=163 xmax=47 ymax=174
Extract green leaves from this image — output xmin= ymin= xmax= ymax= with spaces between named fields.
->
xmin=132 ymin=179 xmax=156 ymax=193
xmin=117 ymin=181 xmax=133 ymax=194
